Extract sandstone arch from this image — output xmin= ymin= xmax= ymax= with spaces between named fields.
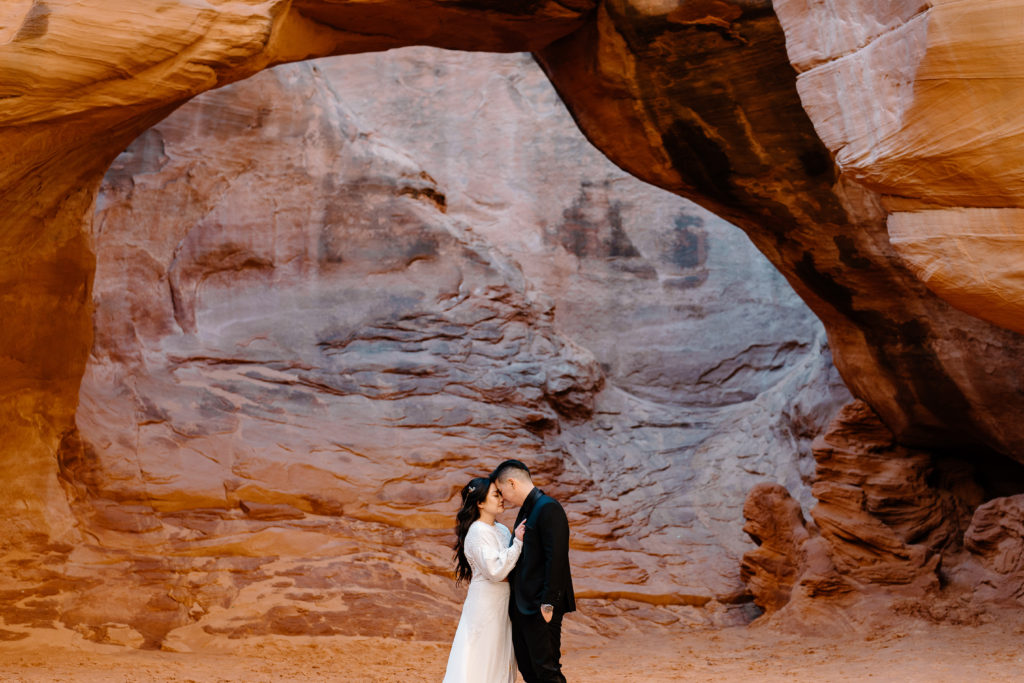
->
xmin=4 ymin=0 xmax=1024 ymax=638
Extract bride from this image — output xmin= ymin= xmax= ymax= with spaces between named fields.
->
xmin=443 ymin=477 xmax=526 ymax=683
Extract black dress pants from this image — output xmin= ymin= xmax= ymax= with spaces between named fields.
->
xmin=510 ymin=604 xmax=565 ymax=683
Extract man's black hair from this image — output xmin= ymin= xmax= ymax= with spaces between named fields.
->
xmin=491 ymin=459 xmax=531 ymax=482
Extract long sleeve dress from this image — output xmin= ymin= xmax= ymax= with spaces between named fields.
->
xmin=443 ymin=520 xmax=523 ymax=683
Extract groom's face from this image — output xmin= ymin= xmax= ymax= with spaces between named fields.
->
xmin=495 ymin=478 xmax=523 ymax=507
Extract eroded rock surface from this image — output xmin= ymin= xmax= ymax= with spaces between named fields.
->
xmin=741 ymin=400 xmax=1024 ymax=630
xmin=319 ymin=49 xmax=852 ymax=607
xmin=741 ymin=482 xmax=810 ymax=614
xmin=69 ymin=60 xmax=601 ymax=646
xmin=26 ymin=52 xmax=848 ymax=645
xmin=960 ymin=495 xmax=1024 ymax=609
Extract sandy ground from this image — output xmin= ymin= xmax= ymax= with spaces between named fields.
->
xmin=2 ymin=620 xmax=1023 ymax=682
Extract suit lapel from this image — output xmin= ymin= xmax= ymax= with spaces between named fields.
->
xmin=515 ymin=488 xmax=541 ymax=529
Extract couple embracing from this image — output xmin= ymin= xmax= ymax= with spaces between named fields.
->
xmin=443 ymin=460 xmax=575 ymax=683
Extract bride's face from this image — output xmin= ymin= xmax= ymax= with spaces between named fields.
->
xmin=477 ymin=482 xmax=504 ymax=518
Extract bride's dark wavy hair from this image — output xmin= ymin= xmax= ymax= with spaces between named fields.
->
xmin=453 ymin=477 xmax=492 ymax=586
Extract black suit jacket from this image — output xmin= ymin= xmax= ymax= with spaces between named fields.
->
xmin=509 ymin=488 xmax=576 ymax=615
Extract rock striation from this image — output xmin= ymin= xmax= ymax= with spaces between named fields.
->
xmin=962 ymin=495 xmax=1024 ymax=608
xmin=741 ymin=400 xmax=1024 ymax=630
xmin=776 ymin=0 xmax=1024 ymax=335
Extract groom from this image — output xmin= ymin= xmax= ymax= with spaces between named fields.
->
xmin=491 ymin=459 xmax=575 ymax=683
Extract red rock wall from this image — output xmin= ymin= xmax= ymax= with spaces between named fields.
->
xmin=43 ymin=52 xmax=846 ymax=647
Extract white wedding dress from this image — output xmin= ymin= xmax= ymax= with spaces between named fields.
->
xmin=443 ymin=520 xmax=523 ymax=683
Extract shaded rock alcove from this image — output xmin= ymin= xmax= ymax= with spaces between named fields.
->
xmin=743 ymin=400 xmax=1024 ymax=633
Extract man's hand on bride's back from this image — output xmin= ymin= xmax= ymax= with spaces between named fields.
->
xmin=515 ymin=521 xmax=526 ymax=542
